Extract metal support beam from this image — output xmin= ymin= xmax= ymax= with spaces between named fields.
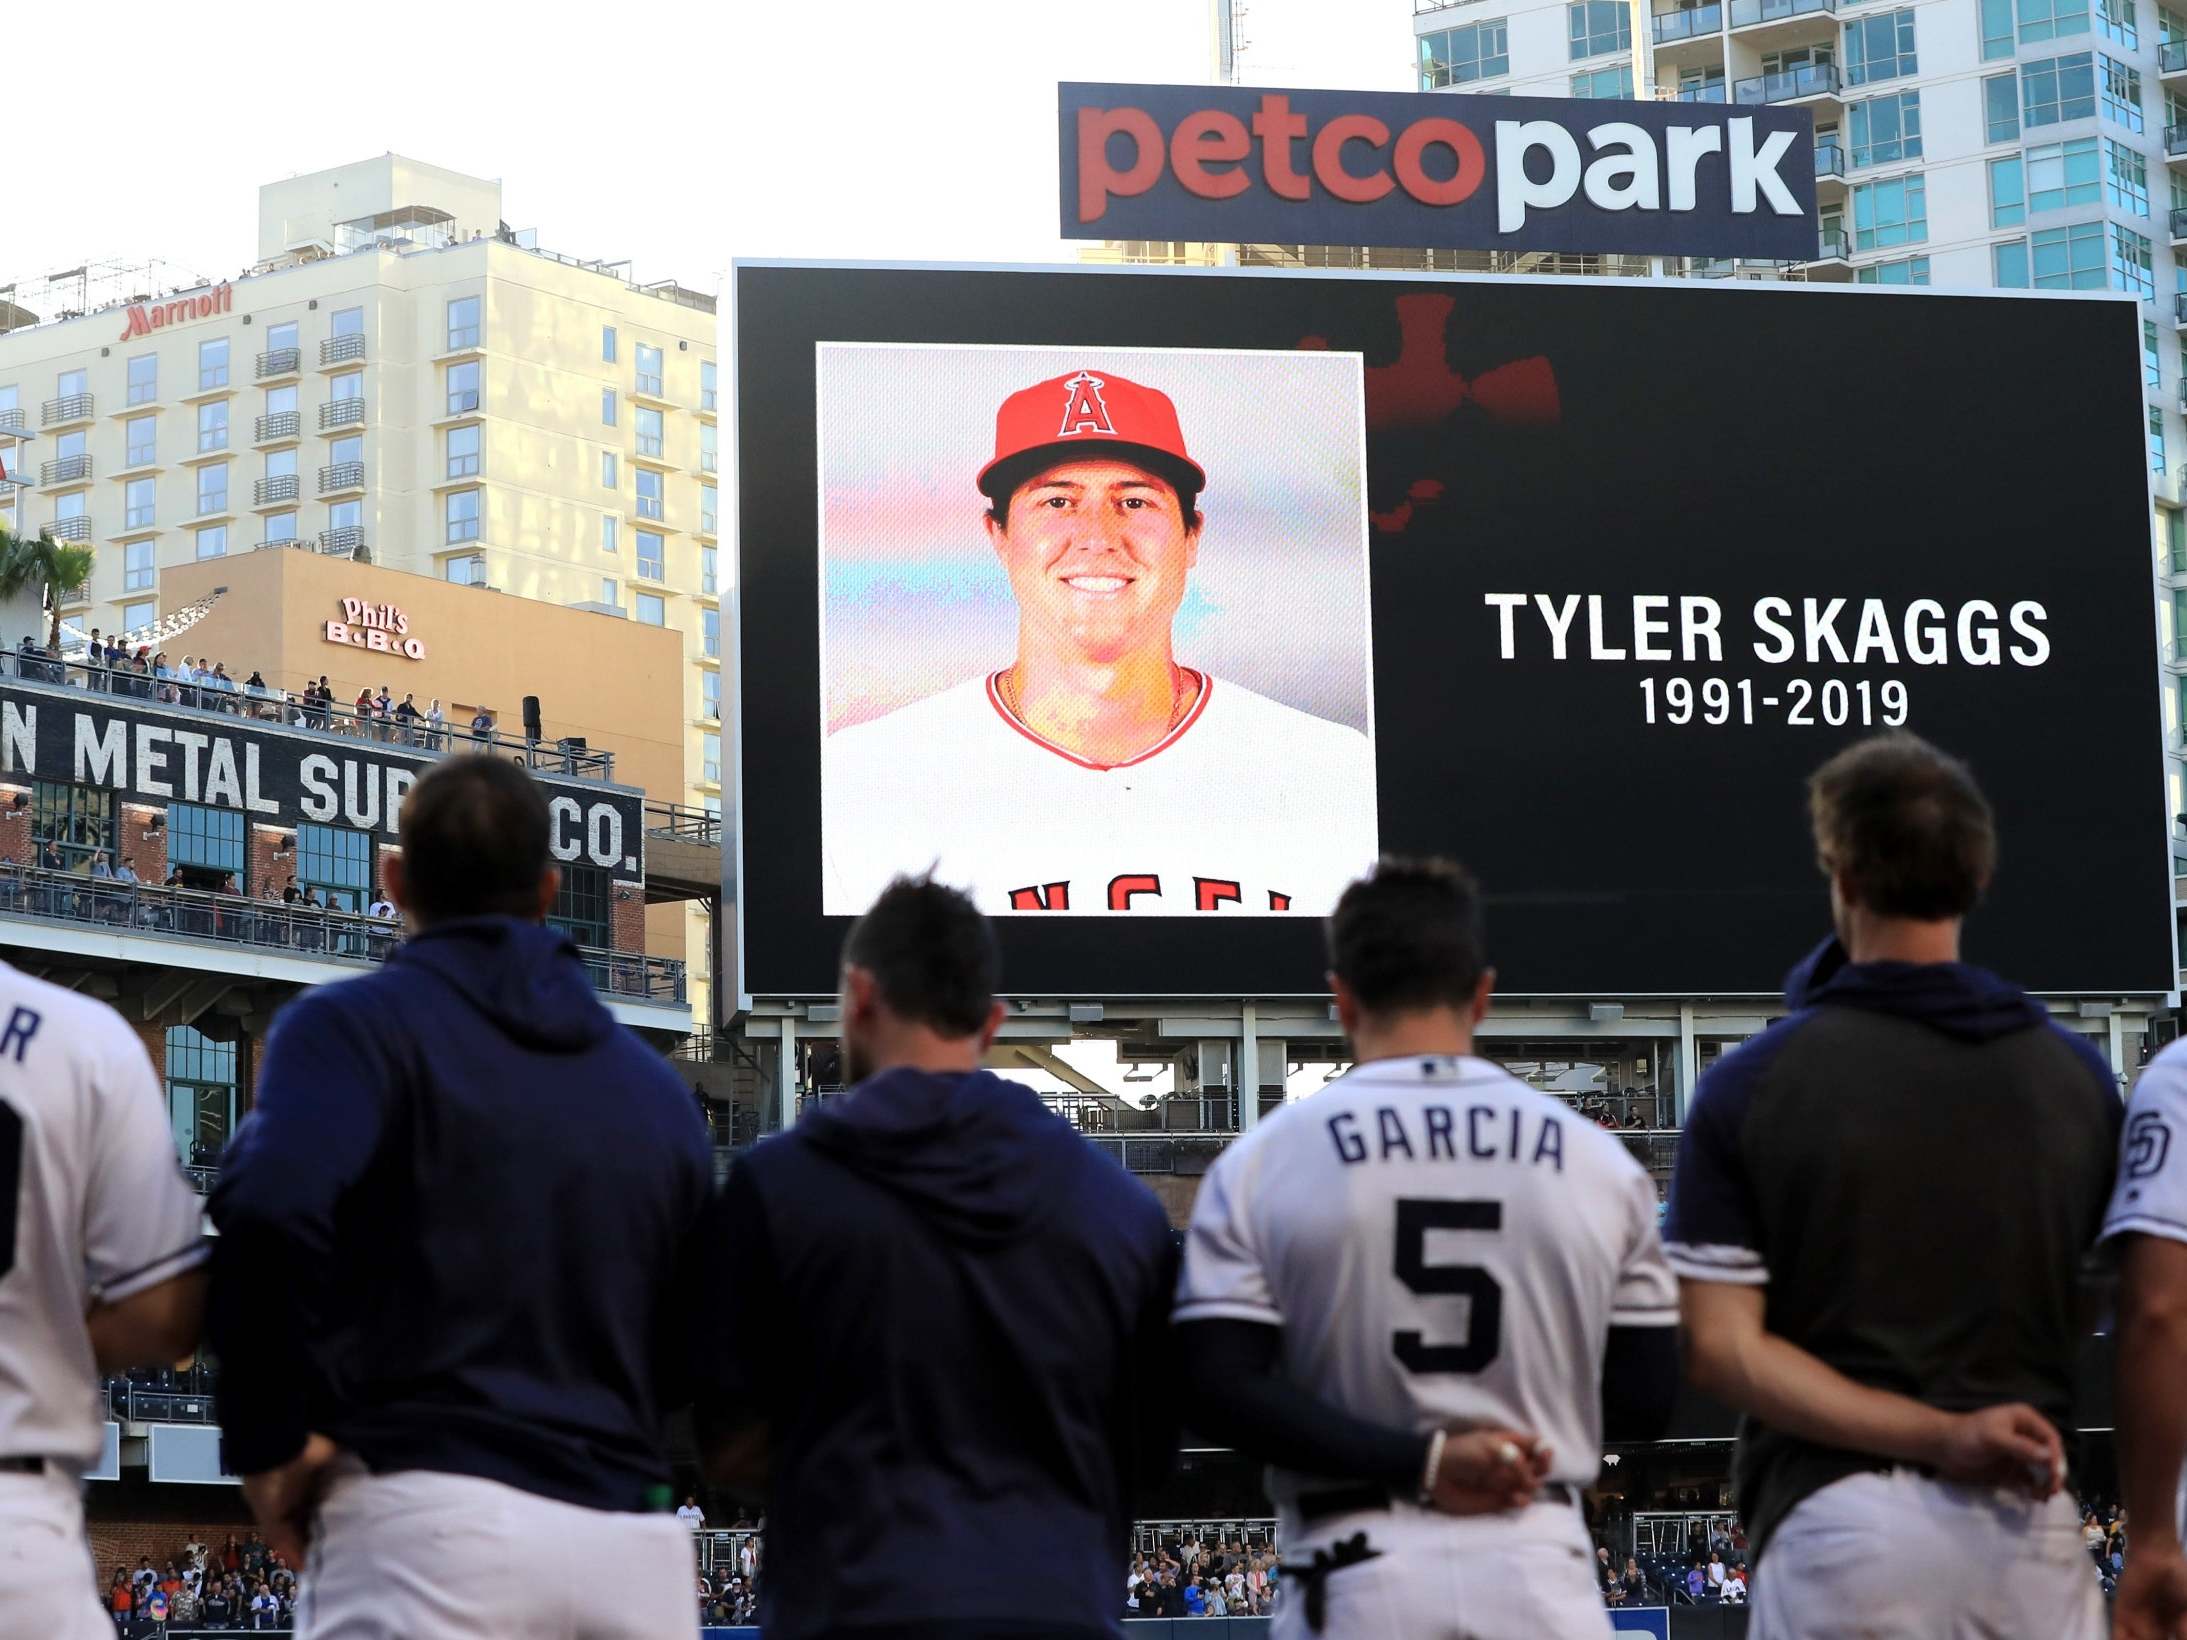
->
xmin=996 ymin=1043 xmax=1117 ymax=1101
xmin=776 ymin=1014 xmax=797 ymax=1134
xmin=173 ymin=978 xmax=234 ymax=1027
xmin=1240 ymin=1001 xmax=1260 ymax=1131
xmin=140 ymin=970 xmax=198 ymax=1021
xmin=1676 ymin=1004 xmax=1697 ymax=1127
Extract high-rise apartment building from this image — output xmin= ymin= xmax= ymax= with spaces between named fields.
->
xmin=0 ymin=155 xmax=723 ymax=1017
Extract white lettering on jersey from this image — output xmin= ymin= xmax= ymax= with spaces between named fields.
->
xmin=1174 ymin=1056 xmax=1675 ymax=1535
xmin=2103 ymin=1039 xmax=2187 ymax=1537
xmin=821 ymin=672 xmax=1377 ymax=916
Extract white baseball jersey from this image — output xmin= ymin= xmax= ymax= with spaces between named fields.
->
xmin=822 ymin=670 xmax=1377 ymax=916
xmin=0 ymin=962 xmax=207 ymax=1470
xmin=2102 ymin=1038 xmax=2187 ymax=1536
xmin=1175 ymin=1055 xmax=1676 ymax=1537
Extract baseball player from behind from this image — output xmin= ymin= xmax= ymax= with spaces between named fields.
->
xmin=0 ymin=965 xmax=208 ymax=1639
xmin=823 ymin=366 xmax=1377 ymax=917
xmin=1173 ymin=858 xmax=1681 ymax=1638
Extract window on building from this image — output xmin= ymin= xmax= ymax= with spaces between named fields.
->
xmin=702 ymin=731 xmax=721 ymax=784
xmin=700 ymin=423 xmax=717 ymax=474
xmin=637 ymin=592 xmax=665 ymax=627
xmin=118 ymin=599 xmax=154 ymax=636
xmin=194 ymin=523 xmax=228 ymax=559
xmin=635 ymin=405 xmax=665 ymax=459
xmin=330 ymin=307 xmax=363 ymax=338
xmin=2110 ymin=138 xmax=2152 ymax=211
xmin=197 ymin=400 xmax=229 ymax=454
xmin=127 ymin=353 xmax=158 ymax=406
xmin=2170 ymin=507 xmax=2187 ymax=572
xmin=2167 ymin=2 xmax=2187 ymax=35
xmin=1570 ymin=63 xmax=1635 ymax=96
xmin=2029 ymin=137 xmax=2102 ymax=210
xmin=267 ymin=447 xmax=296 ymax=483
xmin=446 ymin=295 xmax=481 ymax=352
xmin=33 ymin=782 xmax=114 ymax=872
xmin=2103 ymin=53 xmax=2145 ymax=127
xmin=2018 ymin=0 xmax=2093 ymax=40
xmin=1421 ymin=18 xmax=1510 ymax=85
xmin=601 ymin=388 xmax=617 ymax=427
xmin=329 ymin=498 xmax=362 ymax=531
xmin=169 ymin=801 xmax=245 ymax=883
xmin=1984 ymin=0 xmax=2017 ymax=51
xmin=447 ymin=423 xmax=480 ymax=479
xmin=1568 ymin=0 xmax=1630 ymax=56
xmin=702 ymin=606 xmax=720 ymax=658
xmin=264 ymin=512 xmax=297 ymax=544
xmin=125 ymin=415 xmax=156 ymax=468
xmin=2032 ymin=219 xmax=2108 ymax=285
xmin=445 ymin=554 xmax=485 ymax=585
xmin=298 ymin=821 xmax=372 ymax=913
xmin=196 ymin=462 xmax=227 ymax=516
xmin=1855 ymin=255 xmax=1932 ymax=283
xmin=165 ymin=1026 xmax=236 ymax=1167
xmin=2100 ymin=0 xmax=2140 ymax=45
xmin=124 ymin=479 xmax=156 ymax=535
xmin=635 ymin=467 xmax=663 ymax=520
xmin=329 ymin=434 xmax=362 ymax=468
xmin=1987 ymin=71 xmax=2023 ymax=139
xmin=266 ymin=320 xmax=298 ymax=353
xmin=549 ymin=864 xmax=611 ymax=949
xmin=602 ymin=325 xmax=618 ymax=363
xmin=601 ymin=576 xmax=617 ymax=605
xmin=602 ymin=450 xmax=617 ymax=488
xmin=637 ymin=530 xmax=664 ymax=580
xmin=266 ymin=383 xmax=298 ymax=417
xmin=2154 ymin=407 xmax=2170 ymax=475
xmin=2148 ymin=319 xmax=2165 ymax=388
xmin=601 ymin=514 xmax=617 ymax=553
xmin=700 ymin=359 xmax=717 ymax=413
xmin=331 ymin=371 xmax=364 ymax=403
xmin=636 ymin=343 xmax=664 ymax=398
xmin=197 ymin=338 xmax=228 ymax=392
xmin=1990 ymin=155 xmax=2028 ymax=225
xmin=446 ymin=360 xmax=481 ymax=417
xmin=54 ymin=491 xmax=85 ymax=524
xmin=2114 ymin=222 xmax=2157 ymax=294
xmin=1850 ymin=92 xmax=1922 ymax=166
xmin=701 ymin=544 xmax=717 ymax=595
xmin=1852 ymin=174 xmax=1927 ymax=248
xmin=702 ymin=668 xmax=720 ymax=719
xmin=700 ymin=484 xmax=716 ymax=536
xmin=1847 ymin=10 xmax=1919 ymax=81
xmin=445 ymin=488 xmax=481 ymax=544
xmin=2023 ymin=52 xmax=2098 ymax=125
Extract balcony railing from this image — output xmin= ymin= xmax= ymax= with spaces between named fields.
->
xmin=0 ymin=409 xmax=27 ymax=437
xmin=0 ymin=861 xmax=682 ymax=1003
xmin=318 ymin=461 xmax=365 ymax=493
xmin=1734 ymin=61 xmax=1841 ymax=102
xmin=255 ymin=347 xmax=302 ymax=380
xmin=2174 ymin=291 xmax=2187 ymax=324
xmin=1814 ymin=226 xmax=1852 ymax=260
xmin=319 ymin=525 xmax=367 ymax=556
xmin=1815 ymin=139 xmax=1846 ymax=179
xmin=319 ymin=398 xmax=366 ymax=430
xmin=254 ymin=411 xmax=302 ymax=444
xmin=646 ymin=799 xmax=723 ymax=845
xmin=2167 ymin=122 xmax=2187 ymax=157
xmin=42 ymin=515 xmax=90 ymax=542
xmin=1731 ymin=0 xmax=1835 ymax=23
xmin=40 ymin=454 xmax=92 ymax=486
xmin=41 ymin=393 xmax=94 ymax=427
xmin=321 ymin=333 xmax=366 ymax=366
xmin=1653 ymin=4 xmax=1723 ymax=39
xmin=2164 ymin=37 xmax=2187 ymax=72
xmin=253 ymin=474 xmax=300 ymax=506
xmin=1676 ymin=82 xmax=1729 ymax=100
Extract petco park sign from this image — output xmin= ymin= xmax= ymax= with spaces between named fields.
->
xmin=118 ymin=282 xmax=233 ymax=342
xmin=1059 ymin=82 xmax=1818 ymax=260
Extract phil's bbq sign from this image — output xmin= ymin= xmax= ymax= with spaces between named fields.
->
xmin=1059 ymin=82 xmax=1818 ymax=260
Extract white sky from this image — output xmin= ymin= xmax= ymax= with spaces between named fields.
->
xmin=9 ymin=0 xmax=1414 ymax=296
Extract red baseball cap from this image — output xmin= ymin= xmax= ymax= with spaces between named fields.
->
xmin=977 ymin=369 xmax=1206 ymax=502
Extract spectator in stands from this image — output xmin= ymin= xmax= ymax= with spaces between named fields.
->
xmin=1685 ymin=1561 xmax=1706 ymax=1601
xmin=2084 ymin=1512 xmax=2105 ymax=1550
xmin=1624 ymin=1557 xmax=1647 ymax=1604
xmin=131 ymin=1558 xmax=156 ymax=1598
xmin=426 ymin=698 xmax=447 ymax=750
xmin=1724 ymin=1565 xmax=1748 ymax=1603
xmin=108 ymin=1568 xmax=132 ymax=1625
xmin=200 ymin=1580 xmax=235 ymax=1627
xmin=394 ymin=692 xmax=421 ymax=745
xmin=1706 ymin=1549 xmax=1727 ymax=1596
xmin=688 ymin=875 xmax=1178 ymax=1640
xmin=676 ymin=1493 xmax=706 ymax=1530
xmin=1205 ymin=1576 xmax=1228 ymax=1616
xmin=168 ymin=1578 xmax=198 ymax=1626
xmin=470 ymin=706 xmax=496 ymax=747
xmin=220 ymin=1534 xmax=241 ymax=1576
xmin=373 ymin=684 xmax=394 ymax=735
xmin=352 ymin=685 xmax=374 ymax=737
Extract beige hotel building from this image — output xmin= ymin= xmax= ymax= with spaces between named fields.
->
xmin=0 ymin=154 xmax=723 ymax=1019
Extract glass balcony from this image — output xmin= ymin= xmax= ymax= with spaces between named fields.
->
xmin=254 ymin=412 xmax=302 ymax=445
xmin=1815 ymin=140 xmax=1847 ymax=179
xmin=254 ymin=474 xmax=300 ymax=506
xmin=1734 ymin=62 xmax=1842 ymax=102
xmin=1731 ymin=0 xmax=1837 ymax=22
xmin=1814 ymin=226 xmax=1851 ymax=260
xmin=1654 ymin=5 xmax=1724 ymax=40
xmin=39 ymin=454 xmax=92 ymax=486
xmin=2162 ymin=37 xmax=2187 ymax=75
xmin=2167 ymin=123 xmax=2187 ymax=159
xmin=41 ymin=393 xmax=94 ymax=428
xmin=255 ymin=348 xmax=302 ymax=380
xmin=1675 ymin=82 xmax=1729 ymax=100
xmin=320 ymin=333 xmax=367 ymax=367
xmin=2175 ymin=291 xmax=2187 ymax=325
xmin=319 ymin=399 xmax=366 ymax=431
xmin=318 ymin=461 xmax=365 ymax=494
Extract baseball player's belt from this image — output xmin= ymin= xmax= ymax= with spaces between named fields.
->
xmin=1296 ymin=1480 xmax=1577 ymax=1528
xmin=0 ymin=1456 xmax=46 ymax=1473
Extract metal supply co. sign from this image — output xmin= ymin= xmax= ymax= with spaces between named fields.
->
xmin=1059 ymin=82 xmax=1819 ymax=260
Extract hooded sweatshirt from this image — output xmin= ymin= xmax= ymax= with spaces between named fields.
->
xmin=699 ymin=1068 xmax=1176 ymax=1640
xmin=209 ymin=918 xmax=710 ymax=1509
xmin=1663 ymin=936 xmax=2120 ymax=1559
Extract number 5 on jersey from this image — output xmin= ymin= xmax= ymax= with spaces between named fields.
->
xmin=1393 ymin=1198 xmax=1502 ymax=1375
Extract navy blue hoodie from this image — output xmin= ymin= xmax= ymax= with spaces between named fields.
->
xmin=1664 ymin=936 xmax=2120 ymax=1559
xmin=698 ymin=1069 xmax=1177 ymax=1640
xmin=208 ymin=918 xmax=710 ymax=1509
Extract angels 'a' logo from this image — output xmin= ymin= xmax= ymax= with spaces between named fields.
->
xmin=1058 ymin=371 xmax=1116 ymax=438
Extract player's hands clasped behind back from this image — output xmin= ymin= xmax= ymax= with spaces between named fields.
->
xmin=1924 ymin=1402 xmax=2064 ymax=1497
xmin=1426 ymin=1428 xmax=1554 ymax=1515
xmin=2115 ymin=1547 xmax=2187 ymax=1640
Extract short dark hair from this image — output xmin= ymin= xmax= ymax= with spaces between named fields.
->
xmin=1808 ymin=732 xmax=1995 ymax=919
xmin=980 ymin=446 xmax=1203 ymax=533
xmin=1326 ymin=856 xmax=1489 ymax=1015
xmin=396 ymin=755 xmax=552 ymax=921
xmin=841 ymin=874 xmax=998 ymax=1037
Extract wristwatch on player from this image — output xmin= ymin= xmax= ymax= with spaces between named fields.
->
xmin=1416 ymin=1427 xmax=1447 ymax=1507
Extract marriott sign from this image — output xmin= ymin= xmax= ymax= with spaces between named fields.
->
xmin=118 ymin=282 xmax=233 ymax=342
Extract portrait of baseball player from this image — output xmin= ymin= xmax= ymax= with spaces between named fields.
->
xmin=820 ymin=344 xmax=1378 ymax=916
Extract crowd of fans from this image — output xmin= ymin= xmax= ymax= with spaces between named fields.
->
xmin=1122 ymin=1534 xmax=1282 ymax=1620
xmin=2080 ymin=1502 xmax=2130 ymax=1599
xmin=100 ymin=1532 xmax=301 ymax=1633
